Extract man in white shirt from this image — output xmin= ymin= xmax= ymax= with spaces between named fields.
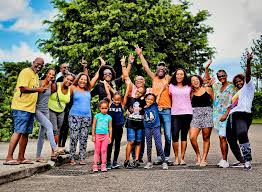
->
xmin=226 ymin=51 xmax=255 ymax=171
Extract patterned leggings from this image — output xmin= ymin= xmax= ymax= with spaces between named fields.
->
xmin=145 ymin=126 xmax=165 ymax=162
xmin=69 ymin=115 xmax=91 ymax=161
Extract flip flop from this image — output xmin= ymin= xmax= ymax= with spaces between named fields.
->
xmin=19 ymin=159 xmax=34 ymax=164
xmin=79 ymin=161 xmax=86 ymax=165
xmin=3 ymin=160 xmax=20 ymax=165
xmin=36 ymin=158 xmax=48 ymax=163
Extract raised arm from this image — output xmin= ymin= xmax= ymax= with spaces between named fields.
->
xmin=135 ymin=45 xmax=155 ymax=79
xmin=204 ymin=59 xmax=212 ymax=82
xmin=103 ymin=80 xmax=112 ymax=101
xmin=126 ymin=53 xmax=135 ymax=75
xmin=246 ymin=51 xmax=253 ymax=83
xmin=122 ymin=82 xmax=131 ymax=107
xmin=90 ymin=57 xmax=106 ymax=89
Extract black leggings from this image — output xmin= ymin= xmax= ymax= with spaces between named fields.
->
xmin=226 ymin=112 xmax=252 ymax=162
xmin=58 ymin=110 xmax=69 ymax=147
xmin=107 ymin=124 xmax=123 ymax=162
xmin=171 ymin=114 xmax=192 ymax=142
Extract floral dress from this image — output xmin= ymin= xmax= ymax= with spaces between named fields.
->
xmin=213 ymin=83 xmax=236 ymax=137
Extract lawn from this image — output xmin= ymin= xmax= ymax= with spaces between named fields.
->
xmin=252 ymin=119 xmax=262 ymax=124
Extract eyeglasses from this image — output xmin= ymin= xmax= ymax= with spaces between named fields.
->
xmin=104 ymin=72 xmax=112 ymax=76
xmin=217 ymin=74 xmax=226 ymax=79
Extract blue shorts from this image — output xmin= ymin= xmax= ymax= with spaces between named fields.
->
xmin=127 ymin=128 xmax=142 ymax=142
xmin=12 ymin=109 xmax=35 ymax=134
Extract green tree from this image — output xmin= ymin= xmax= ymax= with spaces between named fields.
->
xmin=38 ymin=0 xmax=214 ymax=76
xmin=241 ymin=36 xmax=262 ymax=91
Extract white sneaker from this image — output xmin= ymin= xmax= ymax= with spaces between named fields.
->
xmin=144 ymin=162 xmax=153 ymax=169
xmin=218 ymin=160 xmax=229 ymax=168
xmin=244 ymin=161 xmax=252 ymax=171
xmin=162 ymin=162 xmax=168 ymax=170
xmin=217 ymin=159 xmax=223 ymax=167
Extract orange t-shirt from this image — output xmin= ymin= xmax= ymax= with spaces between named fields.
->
xmin=152 ymin=76 xmax=171 ymax=108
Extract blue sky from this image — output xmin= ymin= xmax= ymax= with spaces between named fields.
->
xmin=0 ymin=0 xmax=261 ymax=81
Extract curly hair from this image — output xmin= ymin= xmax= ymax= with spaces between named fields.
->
xmin=170 ymin=68 xmax=188 ymax=86
xmin=98 ymin=65 xmax=116 ymax=81
xmin=189 ymin=75 xmax=204 ymax=87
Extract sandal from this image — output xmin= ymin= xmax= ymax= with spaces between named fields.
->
xmin=79 ymin=160 xmax=86 ymax=165
xmin=69 ymin=160 xmax=76 ymax=165
xmin=200 ymin=161 xmax=207 ymax=167
xmin=36 ymin=158 xmax=48 ymax=163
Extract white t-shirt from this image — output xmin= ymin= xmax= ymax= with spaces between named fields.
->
xmin=229 ymin=80 xmax=255 ymax=114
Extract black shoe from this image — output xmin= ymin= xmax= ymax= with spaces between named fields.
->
xmin=106 ymin=162 xmax=112 ymax=170
xmin=133 ymin=160 xmax=140 ymax=168
xmin=138 ymin=159 xmax=144 ymax=164
xmin=112 ymin=161 xmax=120 ymax=169
xmin=124 ymin=160 xmax=133 ymax=169
xmin=153 ymin=159 xmax=163 ymax=165
xmin=167 ymin=160 xmax=174 ymax=166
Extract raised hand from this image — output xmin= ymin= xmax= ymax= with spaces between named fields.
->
xmin=247 ymin=51 xmax=253 ymax=63
xmin=81 ymin=57 xmax=88 ymax=67
xmin=129 ymin=53 xmax=135 ymax=63
xmin=205 ymin=59 xmax=212 ymax=69
xmin=120 ymin=56 xmax=126 ymax=66
xmin=99 ymin=57 xmax=106 ymax=66
xmin=135 ymin=45 xmax=143 ymax=56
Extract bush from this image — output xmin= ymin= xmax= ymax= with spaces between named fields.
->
xmin=252 ymin=91 xmax=262 ymax=119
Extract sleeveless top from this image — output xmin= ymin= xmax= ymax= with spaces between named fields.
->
xmin=152 ymin=76 xmax=171 ymax=108
xmin=108 ymin=103 xmax=125 ymax=126
xmin=48 ymin=82 xmax=71 ymax=113
xmin=36 ymin=82 xmax=51 ymax=112
xmin=192 ymin=92 xmax=212 ymax=108
xmin=69 ymin=90 xmax=91 ymax=117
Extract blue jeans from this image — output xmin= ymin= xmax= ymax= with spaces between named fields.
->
xmin=35 ymin=109 xmax=57 ymax=157
xmin=127 ymin=128 xmax=143 ymax=142
xmin=12 ymin=109 xmax=35 ymax=134
xmin=158 ymin=108 xmax=171 ymax=158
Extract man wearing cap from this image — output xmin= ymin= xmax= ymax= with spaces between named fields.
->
xmin=135 ymin=46 xmax=172 ymax=165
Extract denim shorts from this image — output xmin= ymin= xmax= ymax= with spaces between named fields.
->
xmin=127 ymin=128 xmax=143 ymax=142
xmin=12 ymin=109 xmax=35 ymax=134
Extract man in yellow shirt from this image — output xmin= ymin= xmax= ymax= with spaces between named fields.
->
xmin=4 ymin=57 xmax=46 ymax=165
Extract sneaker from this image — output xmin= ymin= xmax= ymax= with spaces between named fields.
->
xmin=167 ymin=160 xmax=174 ymax=166
xmin=101 ymin=164 xmax=107 ymax=172
xmin=231 ymin=161 xmax=245 ymax=168
xmin=244 ymin=161 xmax=252 ymax=171
xmin=138 ymin=159 xmax=144 ymax=164
xmin=217 ymin=159 xmax=223 ymax=167
xmin=112 ymin=161 xmax=120 ymax=169
xmin=93 ymin=164 xmax=98 ymax=173
xmin=144 ymin=162 xmax=153 ymax=169
xmin=133 ymin=160 xmax=140 ymax=168
xmin=153 ymin=159 xmax=163 ymax=165
xmin=162 ymin=162 xmax=168 ymax=170
xmin=124 ymin=160 xmax=133 ymax=169
xmin=218 ymin=160 xmax=229 ymax=168
xmin=106 ymin=162 xmax=112 ymax=170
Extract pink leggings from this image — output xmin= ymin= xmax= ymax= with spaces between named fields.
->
xmin=93 ymin=134 xmax=109 ymax=165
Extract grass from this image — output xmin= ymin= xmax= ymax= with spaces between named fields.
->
xmin=252 ymin=119 xmax=262 ymax=124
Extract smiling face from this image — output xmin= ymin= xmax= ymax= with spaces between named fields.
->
xmin=78 ymin=75 xmax=87 ymax=88
xmin=156 ymin=65 xmax=167 ymax=78
xmin=32 ymin=58 xmax=44 ymax=73
xmin=134 ymin=76 xmax=145 ymax=88
xmin=191 ymin=76 xmax=201 ymax=89
xmin=103 ymin=69 xmax=112 ymax=82
xmin=60 ymin=63 xmax=69 ymax=75
xmin=135 ymin=87 xmax=145 ymax=98
xmin=113 ymin=94 xmax=121 ymax=106
xmin=176 ymin=69 xmax=185 ymax=83
xmin=217 ymin=71 xmax=227 ymax=84
xmin=46 ymin=69 xmax=56 ymax=82
xmin=145 ymin=94 xmax=155 ymax=106
xmin=64 ymin=75 xmax=74 ymax=87
xmin=234 ymin=77 xmax=244 ymax=89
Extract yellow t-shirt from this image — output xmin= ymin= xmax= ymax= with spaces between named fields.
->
xmin=152 ymin=76 xmax=171 ymax=108
xmin=11 ymin=68 xmax=39 ymax=113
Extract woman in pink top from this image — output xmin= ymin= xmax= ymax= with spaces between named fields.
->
xmin=169 ymin=68 xmax=193 ymax=165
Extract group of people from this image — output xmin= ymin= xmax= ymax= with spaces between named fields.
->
xmin=4 ymin=46 xmax=255 ymax=172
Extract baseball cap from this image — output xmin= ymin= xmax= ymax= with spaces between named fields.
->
xmin=157 ymin=61 xmax=166 ymax=67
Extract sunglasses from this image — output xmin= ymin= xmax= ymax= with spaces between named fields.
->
xmin=217 ymin=74 xmax=226 ymax=79
xmin=104 ymin=72 xmax=112 ymax=76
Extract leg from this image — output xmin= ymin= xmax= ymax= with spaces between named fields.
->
xmin=49 ymin=110 xmax=59 ymax=144
xmin=126 ymin=128 xmax=135 ymax=161
xmin=189 ymin=127 xmax=201 ymax=163
xmin=107 ymin=125 xmax=116 ymax=163
xmin=79 ymin=117 xmax=90 ymax=161
xmin=171 ymin=115 xmax=180 ymax=164
xmin=145 ymin=128 xmax=153 ymax=162
xmin=180 ymin=115 xmax=192 ymax=162
xmin=101 ymin=134 xmax=109 ymax=165
xmin=160 ymin=109 xmax=172 ymax=160
xmin=17 ymin=134 xmax=29 ymax=162
xmin=201 ymin=128 xmax=212 ymax=162
xmin=113 ymin=126 xmax=123 ymax=162
xmin=6 ymin=133 xmax=21 ymax=161
xmin=68 ymin=115 xmax=80 ymax=162
xmin=59 ymin=108 xmax=69 ymax=147
xmin=93 ymin=135 xmax=102 ymax=168
xmin=139 ymin=129 xmax=145 ymax=160
xmin=134 ymin=129 xmax=143 ymax=161
xmin=153 ymin=127 xmax=165 ymax=162
xmin=56 ymin=111 xmax=65 ymax=145
xmin=226 ymin=114 xmax=244 ymax=162
xmin=219 ymin=136 xmax=228 ymax=160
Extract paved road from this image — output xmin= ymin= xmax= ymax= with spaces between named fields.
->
xmin=1 ymin=125 xmax=262 ymax=192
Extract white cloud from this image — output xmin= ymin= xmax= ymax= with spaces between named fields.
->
xmin=0 ymin=42 xmax=53 ymax=63
xmin=172 ymin=0 xmax=262 ymax=61
xmin=0 ymin=0 xmax=57 ymax=34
